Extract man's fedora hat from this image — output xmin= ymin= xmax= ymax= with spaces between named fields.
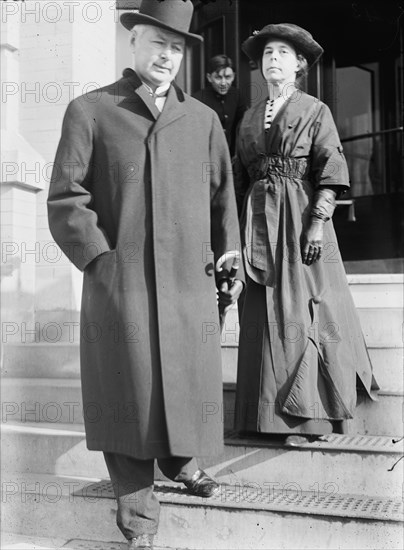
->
xmin=120 ymin=0 xmax=203 ymax=44
xmin=242 ymin=23 xmax=323 ymax=67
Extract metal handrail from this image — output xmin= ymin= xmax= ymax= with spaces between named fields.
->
xmin=340 ymin=127 xmax=403 ymax=143
xmin=336 ymin=199 xmax=356 ymax=221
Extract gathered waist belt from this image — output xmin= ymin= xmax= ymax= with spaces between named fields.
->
xmin=248 ymin=155 xmax=310 ymax=181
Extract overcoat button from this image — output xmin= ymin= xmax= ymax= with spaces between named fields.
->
xmin=313 ymin=295 xmax=322 ymax=304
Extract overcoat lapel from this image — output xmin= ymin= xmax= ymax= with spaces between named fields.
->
xmin=153 ymin=83 xmax=186 ymax=132
xmin=124 ymin=70 xmax=160 ymax=120
xmin=135 ymin=84 xmax=161 ymax=120
xmin=124 ymin=70 xmax=186 ymax=128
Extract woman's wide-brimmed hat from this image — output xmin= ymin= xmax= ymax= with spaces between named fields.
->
xmin=242 ymin=23 xmax=323 ymax=67
xmin=120 ymin=0 xmax=203 ymax=45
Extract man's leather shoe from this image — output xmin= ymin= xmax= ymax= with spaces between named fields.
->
xmin=183 ymin=469 xmax=220 ymax=498
xmin=127 ymin=533 xmax=154 ymax=549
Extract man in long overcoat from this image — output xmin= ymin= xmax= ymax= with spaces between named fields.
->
xmin=47 ymin=1 xmax=243 ymax=548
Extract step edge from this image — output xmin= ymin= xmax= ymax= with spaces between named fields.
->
xmin=1 ymin=422 xmax=86 ymax=436
xmin=2 ymin=422 xmax=402 ymax=455
xmin=1 ymin=378 xmax=82 ymax=387
xmin=3 ymin=342 xmax=80 ymax=349
xmin=221 ymin=343 xmax=404 ymax=349
xmin=346 ymin=274 xmax=404 ymax=284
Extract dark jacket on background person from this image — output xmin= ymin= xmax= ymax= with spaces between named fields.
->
xmin=193 ymin=85 xmax=247 ymax=156
xmin=48 ymin=70 xmax=244 ymax=460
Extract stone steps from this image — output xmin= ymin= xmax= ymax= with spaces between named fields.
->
xmin=2 ymin=422 xmax=403 ymax=499
xmin=1 ymin=275 xmax=402 ymax=549
xmin=0 ymin=533 xmax=177 ymax=550
xmin=1 ymin=473 xmax=402 ymax=550
xmin=223 ymin=384 xmax=403 ymax=436
xmin=2 ymin=340 xmax=402 ymax=391
xmin=221 ymin=344 xmax=403 ymax=390
xmin=2 ymin=377 xmax=402 ymax=436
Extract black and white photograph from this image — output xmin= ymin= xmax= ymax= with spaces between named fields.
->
xmin=1 ymin=0 xmax=403 ymax=549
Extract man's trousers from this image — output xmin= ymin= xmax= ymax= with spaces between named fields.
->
xmin=104 ymin=452 xmax=198 ymax=539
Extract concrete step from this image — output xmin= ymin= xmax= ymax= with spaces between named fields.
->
xmin=0 ymin=533 xmax=177 ymax=550
xmin=345 ymin=274 xmax=403 ymax=309
xmin=1 ymin=343 xmax=80 ymax=379
xmin=222 ymin=344 xmax=403 ymax=390
xmin=13 ymin=275 xmax=402 ymax=345
xmin=223 ymin=384 xmax=404 ymax=437
xmin=34 ymin=309 xmax=81 ymax=343
xmin=356 ymin=308 xmax=403 ymax=347
xmin=3 ymin=274 xmax=402 ymax=379
xmin=2 ymin=379 xmax=84 ymax=424
xmin=2 ymin=335 xmax=402 ymax=392
xmin=2 ymin=423 xmax=403 ymax=499
xmin=2 ymin=374 xmax=402 ymax=435
xmin=0 ymin=532 xmax=177 ymax=550
xmin=1 ymin=473 xmax=402 ymax=550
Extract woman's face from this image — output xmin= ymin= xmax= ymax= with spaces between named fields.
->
xmin=261 ymin=39 xmax=300 ymax=85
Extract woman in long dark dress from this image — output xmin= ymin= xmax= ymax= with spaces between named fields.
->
xmin=234 ymin=24 xmax=378 ymax=445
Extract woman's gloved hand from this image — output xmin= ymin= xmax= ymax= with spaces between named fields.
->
xmin=301 ymin=187 xmax=337 ymax=266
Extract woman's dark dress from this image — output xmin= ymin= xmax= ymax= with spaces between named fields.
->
xmin=234 ymin=92 xmax=378 ymax=435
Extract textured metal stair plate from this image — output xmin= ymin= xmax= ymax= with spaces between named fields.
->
xmin=73 ymin=480 xmax=403 ymax=523
xmin=61 ymin=541 xmax=176 ymax=550
xmin=0 ymin=532 xmax=69 ymax=550
xmin=0 ymin=535 xmax=128 ymax=550
xmin=224 ymin=431 xmax=404 ymax=455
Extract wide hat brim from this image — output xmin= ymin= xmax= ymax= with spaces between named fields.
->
xmin=120 ymin=12 xmax=203 ymax=45
xmin=242 ymin=23 xmax=323 ymax=67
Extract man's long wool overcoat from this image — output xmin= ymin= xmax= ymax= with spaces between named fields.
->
xmin=48 ymin=71 xmax=242 ymax=459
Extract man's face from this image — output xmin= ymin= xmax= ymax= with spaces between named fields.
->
xmin=207 ymin=67 xmax=235 ymax=95
xmin=131 ymin=25 xmax=185 ymax=89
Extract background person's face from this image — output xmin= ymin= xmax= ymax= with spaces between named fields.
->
xmin=261 ymin=39 xmax=299 ymax=86
xmin=207 ymin=67 xmax=235 ymax=95
xmin=132 ymin=26 xmax=185 ymax=89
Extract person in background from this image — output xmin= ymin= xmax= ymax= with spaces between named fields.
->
xmin=193 ymin=54 xmax=247 ymax=157
xmin=234 ymin=23 xmax=378 ymax=447
xmin=47 ymin=1 xmax=244 ymax=549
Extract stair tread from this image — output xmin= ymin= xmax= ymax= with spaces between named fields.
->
xmin=3 ymin=472 xmax=402 ymax=524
